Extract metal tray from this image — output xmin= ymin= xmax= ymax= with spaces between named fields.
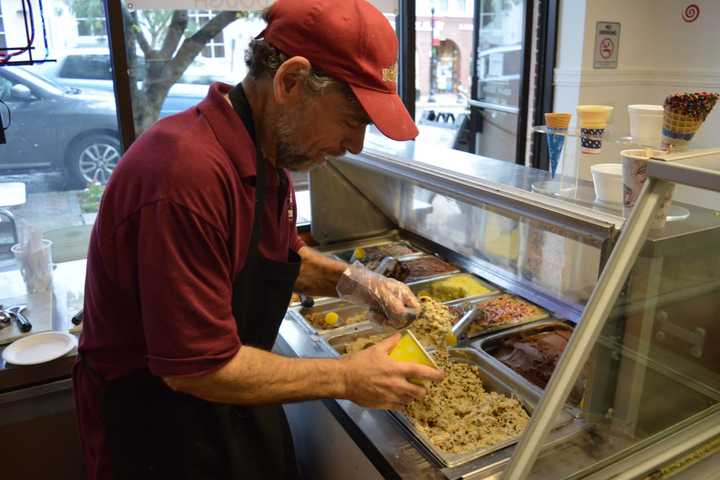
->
xmin=321 ymin=323 xmax=398 ymax=356
xmin=471 ymin=320 xmax=583 ymax=410
xmin=330 ymin=241 xmax=426 ymax=264
xmin=390 ymin=347 xmax=575 ymax=468
xmin=288 ymin=293 xmax=340 ymax=309
xmin=399 ymin=255 xmax=460 ymax=282
xmin=452 ymin=294 xmax=549 ymax=340
xmin=409 ymin=273 xmax=500 ymax=304
xmin=289 ymin=302 xmax=375 ymax=336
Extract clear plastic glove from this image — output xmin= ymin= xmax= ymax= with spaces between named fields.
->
xmin=336 ymin=261 xmax=421 ymax=328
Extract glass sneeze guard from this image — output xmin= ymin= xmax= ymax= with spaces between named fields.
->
xmin=505 ymin=152 xmax=720 ymax=478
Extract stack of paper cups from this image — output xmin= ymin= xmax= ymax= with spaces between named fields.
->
xmin=621 ymin=149 xmax=673 ymax=230
xmin=577 ymin=105 xmax=614 ymax=154
xmin=627 ymin=105 xmax=663 ymax=146
xmin=544 ymin=113 xmax=571 ymax=178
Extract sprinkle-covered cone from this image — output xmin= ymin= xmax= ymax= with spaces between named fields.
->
xmin=661 ymin=109 xmax=703 ymax=149
xmin=662 ymin=92 xmax=719 ymax=149
xmin=545 ymin=113 xmax=571 ymax=177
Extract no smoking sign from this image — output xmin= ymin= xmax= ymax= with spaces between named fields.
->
xmin=594 ymin=21 xmax=621 ymax=69
xmin=600 ymin=38 xmax=614 ymax=59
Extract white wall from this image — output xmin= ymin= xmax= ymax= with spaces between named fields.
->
xmin=553 ymin=0 xmax=720 ymax=208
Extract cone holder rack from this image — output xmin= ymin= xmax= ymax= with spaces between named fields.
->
xmin=532 ymin=126 xmax=665 ymax=149
xmin=530 ymin=125 xmax=691 ymax=223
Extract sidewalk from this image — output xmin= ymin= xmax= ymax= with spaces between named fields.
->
xmin=2 ymin=177 xmax=94 ymax=268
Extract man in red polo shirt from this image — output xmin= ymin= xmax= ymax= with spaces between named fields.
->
xmin=74 ymin=1 xmax=443 ymax=479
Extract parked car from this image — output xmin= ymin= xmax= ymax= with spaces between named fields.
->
xmin=0 ymin=66 xmax=120 ymax=187
xmin=35 ymin=49 xmax=231 ymax=117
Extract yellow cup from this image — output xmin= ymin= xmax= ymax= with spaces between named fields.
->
xmin=389 ymin=330 xmax=439 ymax=384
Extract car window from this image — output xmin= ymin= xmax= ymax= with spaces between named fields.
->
xmin=59 ymin=55 xmax=112 ymax=80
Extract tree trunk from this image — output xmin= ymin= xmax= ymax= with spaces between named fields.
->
xmin=122 ymin=9 xmax=240 ymax=134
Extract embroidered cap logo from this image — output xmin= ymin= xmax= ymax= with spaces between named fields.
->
xmin=382 ymin=63 xmax=398 ymax=83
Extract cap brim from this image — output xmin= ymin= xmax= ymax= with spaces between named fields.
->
xmin=350 ymin=86 xmax=419 ymax=141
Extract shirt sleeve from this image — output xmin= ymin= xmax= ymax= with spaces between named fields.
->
xmin=137 ymin=200 xmax=240 ymax=377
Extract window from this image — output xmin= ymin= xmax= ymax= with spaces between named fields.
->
xmin=59 ymin=55 xmax=113 ymax=80
xmin=413 ymin=0 xmax=476 ymax=150
xmin=410 ymin=0 xmax=532 ymax=165
xmin=77 ymin=16 xmax=107 ymax=38
xmin=188 ymin=10 xmax=226 ymax=59
xmin=0 ymin=0 xmax=120 ymax=288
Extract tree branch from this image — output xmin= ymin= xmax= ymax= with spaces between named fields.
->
xmin=169 ymin=11 xmax=239 ymax=77
xmin=159 ymin=10 xmax=189 ymax=59
xmin=122 ymin=8 xmax=152 ymax=57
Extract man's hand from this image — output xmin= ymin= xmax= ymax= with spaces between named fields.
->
xmin=336 ymin=262 xmax=421 ymax=328
xmin=340 ymin=333 xmax=444 ymax=410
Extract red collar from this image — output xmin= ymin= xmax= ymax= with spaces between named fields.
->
xmin=197 ymin=82 xmax=281 ymax=186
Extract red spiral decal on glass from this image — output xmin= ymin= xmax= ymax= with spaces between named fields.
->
xmin=682 ymin=4 xmax=700 ymax=23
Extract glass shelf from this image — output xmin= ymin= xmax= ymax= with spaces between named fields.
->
xmin=533 ymin=125 xmax=665 ymax=150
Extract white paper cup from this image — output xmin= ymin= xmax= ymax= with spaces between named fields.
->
xmin=591 ymin=163 xmax=623 ymax=204
xmin=628 ymin=105 xmax=663 ymax=145
xmin=621 ymin=149 xmax=672 ymax=229
xmin=10 ymin=239 xmax=53 ymax=293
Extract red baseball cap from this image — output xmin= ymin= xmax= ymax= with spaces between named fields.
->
xmin=262 ymin=0 xmax=418 ymax=141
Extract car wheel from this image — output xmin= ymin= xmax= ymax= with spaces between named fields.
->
xmin=66 ymin=134 xmax=121 ymax=188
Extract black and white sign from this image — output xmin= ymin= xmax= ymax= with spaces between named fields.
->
xmin=593 ymin=21 xmax=621 ymax=69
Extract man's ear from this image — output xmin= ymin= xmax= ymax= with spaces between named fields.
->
xmin=273 ymin=56 xmax=312 ymax=105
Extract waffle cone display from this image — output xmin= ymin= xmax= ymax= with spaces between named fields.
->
xmin=662 ymin=92 xmax=719 ymax=149
xmin=545 ymin=113 xmax=571 ymax=129
xmin=662 ymin=109 xmax=703 ymax=148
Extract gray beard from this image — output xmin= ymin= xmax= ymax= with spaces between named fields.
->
xmin=274 ymin=112 xmax=318 ymax=172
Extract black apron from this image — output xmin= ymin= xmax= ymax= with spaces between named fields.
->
xmin=93 ymin=84 xmax=302 ymax=480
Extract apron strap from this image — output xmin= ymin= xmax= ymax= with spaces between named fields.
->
xmin=229 ymin=83 xmax=266 ymax=257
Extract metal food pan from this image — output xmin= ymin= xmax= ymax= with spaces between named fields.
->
xmin=331 ymin=241 xmax=427 ymax=264
xmin=409 ymin=273 xmax=500 ymax=304
xmin=290 ymin=302 xmax=375 ymax=336
xmin=390 ymin=347 xmax=575 ymax=468
xmin=399 ymin=255 xmax=460 ymax=282
xmin=472 ymin=320 xmax=584 ymax=410
xmin=321 ymin=323 xmax=397 ymax=356
xmin=288 ymin=294 xmax=340 ymax=309
xmin=452 ymin=294 xmax=549 ymax=340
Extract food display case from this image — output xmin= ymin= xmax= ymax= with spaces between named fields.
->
xmin=276 ymin=146 xmax=720 ymax=479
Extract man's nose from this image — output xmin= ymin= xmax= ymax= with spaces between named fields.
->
xmin=343 ymin=125 xmax=367 ymax=155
